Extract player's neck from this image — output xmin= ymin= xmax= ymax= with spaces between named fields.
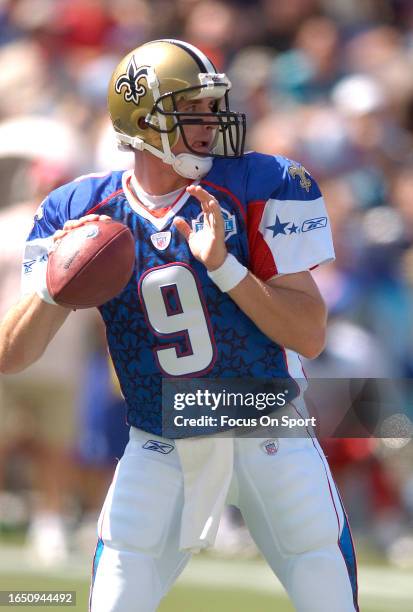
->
xmin=133 ymin=151 xmax=191 ymax=195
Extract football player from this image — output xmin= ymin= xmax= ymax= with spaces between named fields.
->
xmin=0 ymin=40 xmax=358 ymax=611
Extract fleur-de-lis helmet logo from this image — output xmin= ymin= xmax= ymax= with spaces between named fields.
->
xmin=115 ymin=57 xmax=149 ymax=106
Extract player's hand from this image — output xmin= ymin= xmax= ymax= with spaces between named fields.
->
xmin=174 ymin=185 xmax=227 ymax=271
xmin=53 ymin=214 xmax=112 ymax=241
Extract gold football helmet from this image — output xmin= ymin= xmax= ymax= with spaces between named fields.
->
xmin=108 ymin=39 xmax=246 ymax=179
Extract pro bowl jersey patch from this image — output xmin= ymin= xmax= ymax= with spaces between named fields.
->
xmin=192 ymin=206 xmax=237 ymax=241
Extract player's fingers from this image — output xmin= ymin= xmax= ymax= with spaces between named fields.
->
xmin=78 ymin=214 xmax=112 ymax=223
xmin=53 ymin=229 xmax=66 ymax=241
xmin=173 ymin=217 xmax=192 ymax=241
xmin=77 ymin=214 xmax=111 ymax=223
xmin=62 ymin=220 xmax=79 ymax=230
xmin=203 ymin=203 xmax=217 ymax=231
xmin=200 ymin=199 xmax=211 ymax=217
xmin=209 ymin=200 xmax=224 ymax=229
xmin=211 ymin=200 xmax=224 ymax=218
xmin=187 ymin=185 xmax=218 ymax=206
xmin=53 ymin=227 xmax=77 ymax=241
xmin=186 ymin=184 xmax=204 ymax=199
xmin=189 ymin=186 xmax=220 ymax=229
xmin=56 ymin=215 xmax=112 ymax=241
xmin=61 ymin=219 xmax=86 ymax=232
xmin=62 ymin=214 xmax=112 ymax=232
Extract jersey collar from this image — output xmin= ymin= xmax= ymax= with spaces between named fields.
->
xmin=122 ymin=169 xmax=197 ymax=231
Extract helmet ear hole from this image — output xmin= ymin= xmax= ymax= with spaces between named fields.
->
xmin=138 ymin=116 xmax=148 ymax=130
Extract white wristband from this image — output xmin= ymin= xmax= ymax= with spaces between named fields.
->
xmin=35 ymin=255 xmax=57 ymax=306
xmin=207 ymin=253 xmax=248 ymax=292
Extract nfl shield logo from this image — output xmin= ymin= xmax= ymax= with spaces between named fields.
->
xmin=151 ymin=231 xmax=171 ymax=250
xmin=262 ymin=439 xmax=279 ymax=455
xmin=192 ymin=207 xmax=237 ymax=241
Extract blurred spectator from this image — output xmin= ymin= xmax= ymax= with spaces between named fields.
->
xmin=53 ymin=0 xmax=114 ymax=54
xmin=248 ymin=110 xmax=299 ymax=158
xmin=106 ymin=0 xmax=151 ymax=53
xmin=0 ymin=117 xmax=90 ymax=564
xmin=390 ymin=165 xmax=413 ymax=241
xmin=183 ymin=0 xmax=240 ymax=67
xmin=0 ymin=40 xmax=49 ymax=118
xmin=271 ymin=16 xmax=342 ymax=104
xmin=259 ymin=0 xmax=322 ymax=51
xmin=227 ymin=46 xmax=274 ymax=122
xmin=331 ymin=73 xmax=413 ymax=181
xmin=321 ymin=0 xmax=395 ymax=26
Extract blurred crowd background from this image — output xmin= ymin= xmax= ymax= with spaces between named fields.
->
xmin=0 ymin=0 xmax=413 ymax=571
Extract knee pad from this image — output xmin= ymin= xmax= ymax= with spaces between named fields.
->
xmin=266 ymin=463 xmax=340 ymax=555
xmin=242 ymin=438 xmax=342 ymax=556
xmin=98 ymin=452 xmax=182 ymax=556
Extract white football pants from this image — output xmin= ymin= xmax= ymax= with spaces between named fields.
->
xmin=90 ymin=428 xmax=358 ymax=612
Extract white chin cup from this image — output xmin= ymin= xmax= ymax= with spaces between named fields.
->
xmin=172 ymin=153 xmax=213 ymax=180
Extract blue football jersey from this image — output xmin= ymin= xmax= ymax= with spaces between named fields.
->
xmin=22 ymin=153 xmax=334 ymax=436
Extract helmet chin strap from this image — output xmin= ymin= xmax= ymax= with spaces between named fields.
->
xmin=152 ymin=110 xmax=213 ymax=180
xmin=116 ymin=133 xmax=213 ymax=180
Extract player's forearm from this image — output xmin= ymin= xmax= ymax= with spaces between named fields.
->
xmin=228 ymin=273 xmax=327 ymax=358
xmin=0 ymin=294 xmax=70 ymax=374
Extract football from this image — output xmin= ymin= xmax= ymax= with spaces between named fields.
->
xmin=46 ymin=220 xmax=135 ymax=308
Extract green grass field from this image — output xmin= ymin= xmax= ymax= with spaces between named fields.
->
xmin=1 ymin=549 xmax=413 ymax=612
xmin=0 ymin=574 xmax=294 ymax=612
